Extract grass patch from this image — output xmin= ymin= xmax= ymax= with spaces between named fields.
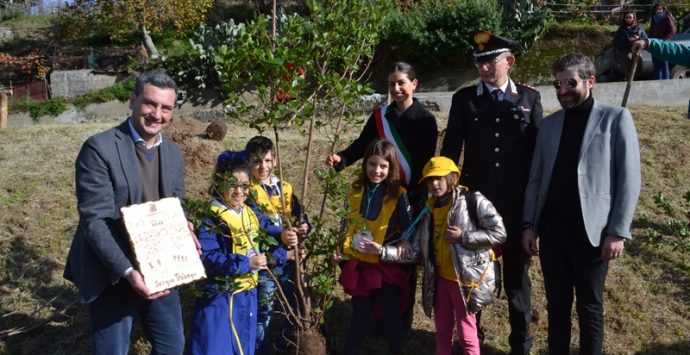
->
xmin=9 ymin=98 xmax=67 ymax=121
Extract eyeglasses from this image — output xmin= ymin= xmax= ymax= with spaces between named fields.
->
xmin=228 ymin=182 xmax=251 ymax=190
xmin=474 ymin=56 xmax=507 ymax=68
xmin=552 ymin=78 xmax=579 ymax=90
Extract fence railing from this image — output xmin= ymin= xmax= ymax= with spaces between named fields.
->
xmin=544 ymin=2 xmax=690 ymax=21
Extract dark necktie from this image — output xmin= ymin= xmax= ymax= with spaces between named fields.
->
xmin=263 ymin=184 xmax=280 ymax=196
xmin=492 ymin=89 xmax=503 ymax=102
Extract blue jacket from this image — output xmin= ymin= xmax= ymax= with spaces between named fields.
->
xmin=189 ymin=201 xmax=282 ymax=355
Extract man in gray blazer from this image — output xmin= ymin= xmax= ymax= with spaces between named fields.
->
xmin=521 ymin=54 xmax=640 ymax=355
xmin=64 ymin=72 xmax=190 ymax=354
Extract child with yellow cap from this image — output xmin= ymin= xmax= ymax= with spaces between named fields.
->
xmin=395 ymin=156 xmax=506 ymax=355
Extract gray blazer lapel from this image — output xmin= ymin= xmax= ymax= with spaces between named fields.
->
xmin=544 ymin=111 xmax=565 ymax=175
xmin=114 ymin=122 xmax=142 ymax=204
xmin=579 ymin=100 xmax=606 ymax=161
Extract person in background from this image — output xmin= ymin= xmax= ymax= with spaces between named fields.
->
xmin=613 ymin=10 xmax=648 ymax=78
xmin=440 ymin=31 xmax=543 ymax=354
xmin=522 ymin=53 xmax=640 ymax=355
xmin=649 ymin=3 xmax=677 ymax=79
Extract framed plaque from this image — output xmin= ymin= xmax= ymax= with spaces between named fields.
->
xmin=121 ymin=197 xmax=206 ymax=294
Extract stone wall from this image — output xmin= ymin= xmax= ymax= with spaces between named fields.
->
xmin=50 ymin=70 xmax=118 ymax=98
xmin=416 ymin=79 xmax=690 ymax=113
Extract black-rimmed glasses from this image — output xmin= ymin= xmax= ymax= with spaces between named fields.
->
xmin=228 ymin=182 xmax=251 ymax=190
xmin=552 ymin=78 xmax=579 ymax=90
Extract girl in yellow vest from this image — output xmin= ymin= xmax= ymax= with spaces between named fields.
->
xmin=399 ymin=156 xmax=506 ymax=355
xmin=333 ymin=139 xmax=412 ymax=355
xmin=190 ymin=158 xmax=282 ymax=355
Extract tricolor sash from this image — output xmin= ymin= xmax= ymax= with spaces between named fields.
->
xmin=374 ymin=105 xmax=413 ymax=186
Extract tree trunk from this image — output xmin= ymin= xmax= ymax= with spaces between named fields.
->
xmin=139 ymin=23 xmax=159 ymax=60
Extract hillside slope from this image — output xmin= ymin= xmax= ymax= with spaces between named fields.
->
xmin=1 ymin=104 xmax=689 ymax=354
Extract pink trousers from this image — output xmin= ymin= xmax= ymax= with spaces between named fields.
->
xmin=434 ymin=276 xmax=480 ymax=355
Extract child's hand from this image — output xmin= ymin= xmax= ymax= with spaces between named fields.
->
xmin=330 ymin=252 xmax=343 ymax=266
xmin=445 ymin=226 xmax=463 ymax=244
xmin=395 ymin=240 xmax=412 ymax=259
xmin=250 ymin=253 xmax=267 ymax=270
xmin=360 ymin=238 xmax=382 ymax=255
xmin=326 ymin=154 xmax=341 ymax=168
xmin=296 ymin=222 xmax=309 ymax=236
xmin=287 ymin=247 xmax=307 ymax=261
xmin=281 ymin=227 xmax=299 ymax=247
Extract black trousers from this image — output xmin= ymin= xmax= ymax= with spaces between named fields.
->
xmin=502 ymin=224 xmax=534 ymax=355
xmin=345 ymin=282 xmax=403 ymax=355
xmin=539 ymin=219 xmax=609 ymax=355
xmin=476 ymin=212 xmax=533 ymax=355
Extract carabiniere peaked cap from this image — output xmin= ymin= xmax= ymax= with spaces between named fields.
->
xmin=472 ymin=31 xmax=519 ymax=62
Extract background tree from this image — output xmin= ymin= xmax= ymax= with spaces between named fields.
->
xmin=57 ymin=0 xmax=213 ymax=59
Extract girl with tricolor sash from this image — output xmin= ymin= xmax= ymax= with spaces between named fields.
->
xmin=332 ymin=139 xmax=413 ymax=355
xmin=189 ymin=158 xmax=295 ymax=355
xmin=326 ymin=62 xmax=438 ymax=208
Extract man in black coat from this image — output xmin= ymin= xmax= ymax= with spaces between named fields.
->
xmin=440 ymin=31 xmax=543 ymax=355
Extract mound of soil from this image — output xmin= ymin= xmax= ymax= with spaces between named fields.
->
xmin=165 ymin=118 xmax=219 ymax=198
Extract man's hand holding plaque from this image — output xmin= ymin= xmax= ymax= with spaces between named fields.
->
xmin=121 ymin=197 xmax=207 ymax=295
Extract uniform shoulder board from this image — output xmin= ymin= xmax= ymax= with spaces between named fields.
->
xmin=515 ymin=82 xmax=537 ymax=91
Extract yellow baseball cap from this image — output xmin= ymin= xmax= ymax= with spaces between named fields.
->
xmin=419 ymin=156 xmax=461 ymax=183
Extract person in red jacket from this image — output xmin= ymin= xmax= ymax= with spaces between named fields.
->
xmin=649 ymin=3 xmax=677 ymax=79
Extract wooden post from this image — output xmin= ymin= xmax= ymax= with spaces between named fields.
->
xmin=0 ymin=91 xmax=11 ymax=130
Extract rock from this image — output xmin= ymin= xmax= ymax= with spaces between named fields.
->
xmin=0 ymin=26 xmax=14 ymax=45
xmin=205 ymin=121 xmax=228 ymax=141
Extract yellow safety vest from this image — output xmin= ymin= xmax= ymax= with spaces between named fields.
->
xmin=210 ymin=200 xmax=259 ymax=292
xmin=343 ymin=185 xmax=403 ymax=263
xmin=249 ymin=179 xmax=293 ymax=225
